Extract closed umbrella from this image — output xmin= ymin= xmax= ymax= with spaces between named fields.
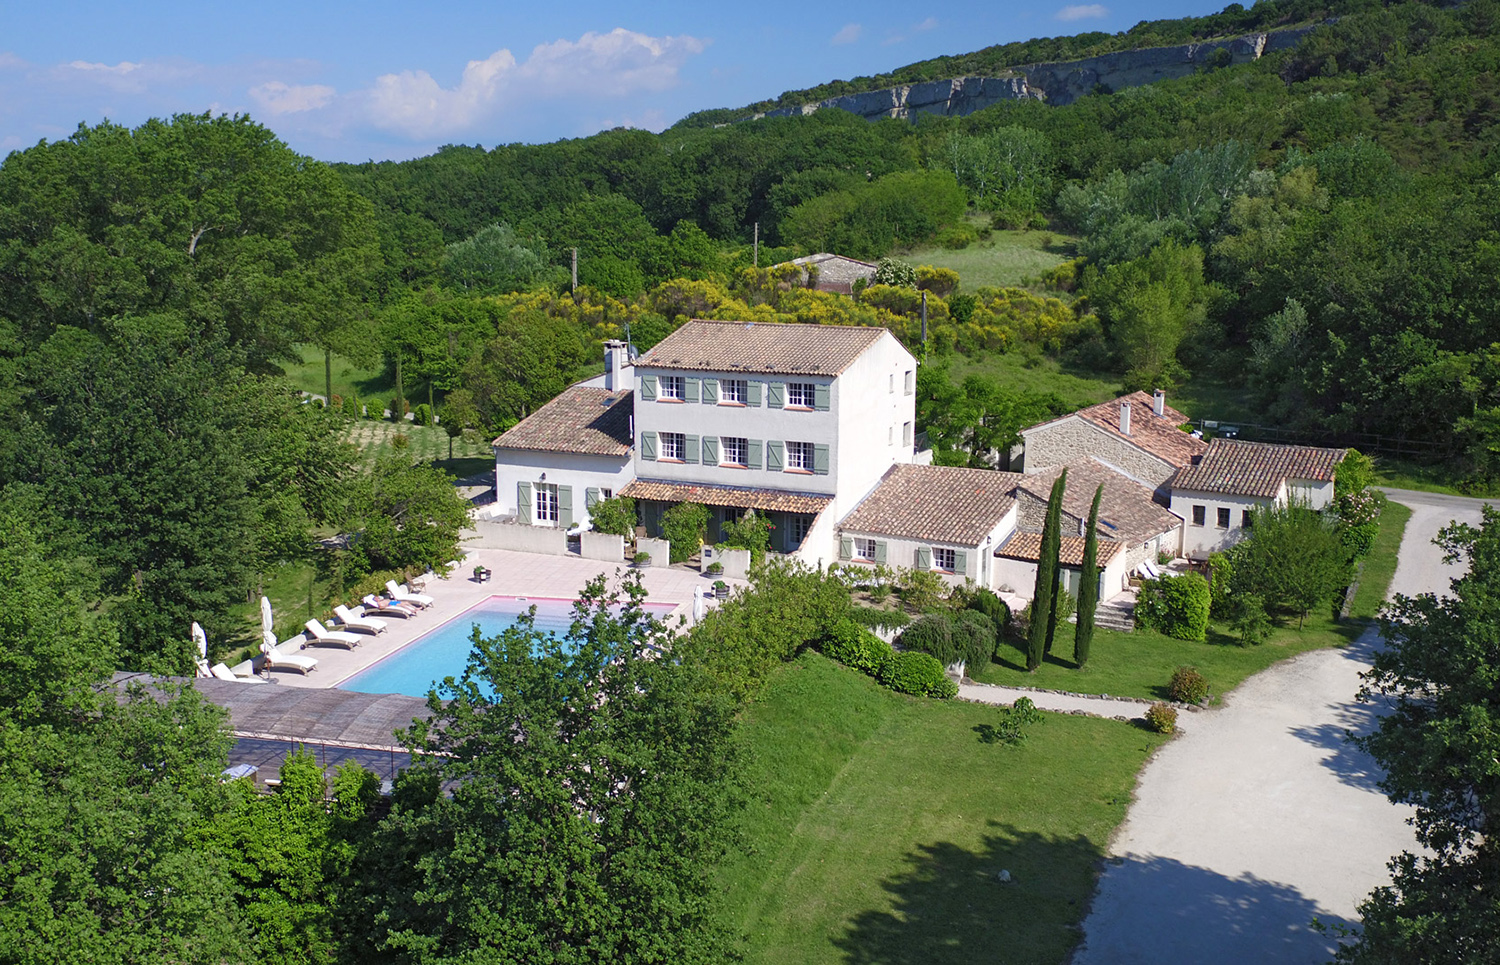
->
xmin=192 ymin=622 xmax=210 ymax=677
xmin=260 ymin=596 xmax=275 ymax=639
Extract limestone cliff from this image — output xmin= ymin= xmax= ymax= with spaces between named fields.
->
xmin=752 ymin=24 xmax=1323 ymax=123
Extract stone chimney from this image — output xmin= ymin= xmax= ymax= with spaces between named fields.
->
xmin=1153 ymin=389 xmax=1166 ymax=418
xmin=1120 ymin=401 xmax=1132 ymax=436
xmin=603 ymin=339 xmax=625 ymax=391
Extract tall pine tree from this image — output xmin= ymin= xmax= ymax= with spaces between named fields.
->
xmin=1074 ymin=484 xmax=1104 ymax=668
xmin=1028 ymin=469 xmax=1066 ymax=671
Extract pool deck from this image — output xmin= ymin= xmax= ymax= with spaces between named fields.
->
xmin=240 ymin=548 xmax=743 ymax=690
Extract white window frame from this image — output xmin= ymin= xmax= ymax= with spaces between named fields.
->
xmin=786 ymin=440 xmax=815 ymax=472
xmin=933 ymin=547 xmax=956 ymax=572
xmin=787 ymin=382 xmax=815 ymax=408
xmin=535 ymin=483 xmax=559 ymax=525
xmin=854 ymin=537 xmax=877 ymax=561
xmin=661 ymin=431 xmax=686 ymax=461
xmin=720 ymin=379 xmax=747 ymax=404
xmin=721 ymin=436 xmax=748 ymax=467
xmin=600 ymin=488 xmax=613 ymax=501
xmin=659 ymin=375 xmax=685 ymax=401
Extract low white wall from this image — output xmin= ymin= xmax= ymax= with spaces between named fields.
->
xmin=701 ymin=546 xmax=750 ymax=579
xmin=580 ymin=531 xmax=625 ymax=563
xmin=468 ymin=520 xmax=568 ymax=555
xmin=635 ymin=537 xmax=670 ymax=567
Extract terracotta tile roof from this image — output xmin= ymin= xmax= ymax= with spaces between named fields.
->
xmin=636 ymin=319 xmax=889 ymax=376
xmin=995 ymin=531 xmax=1125 ymax=567
xmin=1025 ymin=390 xmax=1207 ymax=469
xmin=619 ymin=479 xmax=832 ymax=515
xmin=1020 ymin=459 xmax=1183 ymax=547
xmin=839 ymin=464 xmax=1023 ymax=546
xmin=492 ymin=387 xmax=632 ymax=457
xmin=1171 ymin=438 xmax=1346 ymax=499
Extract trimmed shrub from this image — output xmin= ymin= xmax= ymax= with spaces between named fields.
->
xmin=897 ymin=614 xmax=953 ymax=661
xmin=846 ymin=606 xmax=910 ymax=633
xmin=929 ymin=676 xmax=959 ymax=699
xmin=342 ymin=393 xmax=361 ymax=419
xmin=1168 ymin=666 xmax=1210 ymax=704
xmin=821 ymin=619 xmax=871 ymax=667
xmin=858 ymin=635 xmax=896 ymax=677
xmin=388 ymin=397 xmax=405 ymax=422
xmin=965 ymin=587 xmax=1010 ymax=640
xmin=412 ymin=403 xmax=433 ymax=427
xmin=1135 ymin=572 xmax=1211 ymax=641
xmin=879 ymin=650 xmax=948 ymax=697
xmin=1144 ymin=702 xmax=1178 ymax=733
xmin=952 ymin=609 xmax=997 ymax=670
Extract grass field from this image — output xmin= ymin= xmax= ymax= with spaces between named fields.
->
xmin=1349 ymin=498 xmax=1414 ymax=620
xmin=280 ymin=345 xmax=391 ymax=402
xmin=902 ymin=228 xmax=1078 ymax=292
xmin=344 ymin=419 xmax=494 ymax=468
xmin=720 ymin=653 xmax=1164 ymax=964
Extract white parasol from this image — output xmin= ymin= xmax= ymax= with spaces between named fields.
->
xmin=192 ymin=622 xmax=210 ymax=677
xmin=260 ymin=596 xmax=275 ymax=639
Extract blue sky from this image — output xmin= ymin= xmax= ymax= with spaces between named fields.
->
xmin=1 ymin=1 xmax=1229 ymax=163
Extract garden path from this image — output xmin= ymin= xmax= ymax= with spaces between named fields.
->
xmin=1069 ymin=488 xmax=1493 ymax=964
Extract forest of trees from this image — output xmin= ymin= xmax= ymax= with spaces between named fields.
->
xmin=3 ymin=1 xmax=1500 ymax=960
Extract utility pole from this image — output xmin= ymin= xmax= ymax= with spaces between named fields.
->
xmin=921 ymin=291 xmax=928 ymax=345
xmin=753 ymin=222 xmax=759 ymax=267
xmin=571 ymin=248 xmax=578 ymax=293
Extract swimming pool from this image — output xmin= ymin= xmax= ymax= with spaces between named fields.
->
xmin=337 ymin=595 xmax=679 ymax=698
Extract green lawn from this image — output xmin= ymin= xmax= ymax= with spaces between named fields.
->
xmin=279 ymin=344 xmax=391 ymax=402
xmin=903 ymin=228 xmax=1077 ymax=292
xmin=944 ymin=351 xmax=1120 ymax=410
xmin=1370 ymin=455 xmax=1491 ymax=497
xmin=345 ymin=419 xmax=494 ymax=468
xmin=1349 ymin=498 xmax=1414 ymax=620
xmin=720 ymin=653 xmax=1163 ymax=964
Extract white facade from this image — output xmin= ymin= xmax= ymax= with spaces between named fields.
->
xmin=840 ymin=505 xmax=1017 ymax=589
xmin=494 ymin=449 xmax=634 ymax=531
xmin=1171 ymin=477 xmax=1336 ymax=559
xmin=633 ymin=330 xmax=916 ymax=525
xmin=991 ymin=547 xmax=1131 ymax=604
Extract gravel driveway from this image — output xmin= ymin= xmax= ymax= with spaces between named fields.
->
xmin=1070 ymin=488 xmax=1493 ymax=964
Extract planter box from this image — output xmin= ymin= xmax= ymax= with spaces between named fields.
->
xmin=701 ymin=546 xmax=751 ymax=580
xmin=635 ymin=537 xmax=670 ymax=568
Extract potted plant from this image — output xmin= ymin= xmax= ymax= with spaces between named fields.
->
xmin=713 ymin=579 xmax=729 ymax=600
xmin=473 ymin=564 xmax=491 ymax=583
xmin=706 ymin=561 xmax=724 ymax=576
xmin=633 ymin=550 xmax=652 ymax=568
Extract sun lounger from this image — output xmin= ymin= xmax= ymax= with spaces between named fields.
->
xmin=363 ymin=594 xmax=419 ymax=618
xmin=1138 ymin=559 xmax=1162 ymax=580
xmin=386 ymin=580 xmax=434 ymax=608
xmin=333 ymin=604 xmax=387 ymax=635
xmin=303 ymin=619 xmax=362 ymax=650
xmin=259 ymin=641 xmax=318 ymax=675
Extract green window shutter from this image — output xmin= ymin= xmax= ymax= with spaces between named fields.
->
xmin=703 ymin=379 xmax=718 ymax=404
xmin=814 ymin=383 xmax=830 ymax=411
xmin=840 ymin=537 xmax=853 ymax=560
xmin=517 ymin=482 xmax=532 ymax=525
xmin=585 ymin=487 xmax=601 ymax=508
xmin=768 ymin=382 xmax=785 ymax=408
xmin=748 ymin=381 xmax=763 ymax=406
xmin=559 ymin=486 xmax=574 ymax=528
xmin=874 ymin=541 xmax=888 ymax=564
xmin=768 ymin=440 xmax=784 ymax=472
xmin=685 ymin=378 xmax=701 ymax=403
xmin=953 ymin=550 xmax=967 ymax=576
xmin=747 ymin=439 xmax=763 ymax=470
xmin=641 ymin=431 xmax=657 ymax=461
xmin=702 ymin=436 xmax=719 ymax=465
xmin=641 ymin=375 xmax=657 ymax=401
xmin=684 ymin=434 xmax=700 ymax=464
xmin=916 ymin=547 xmax=931 ymax=570
xmin=813 ymin=444 xmax=829 ymax=475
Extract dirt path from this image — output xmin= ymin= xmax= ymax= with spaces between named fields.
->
xmin=1070 ymin=488 xmax=1491 ymax=964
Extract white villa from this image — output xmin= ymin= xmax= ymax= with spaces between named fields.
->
xmin=492 ymin=320 xmax=1346 ymax=604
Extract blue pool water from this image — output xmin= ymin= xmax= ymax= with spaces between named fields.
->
xmin=337 ymin=595 xmax=678 ymax=697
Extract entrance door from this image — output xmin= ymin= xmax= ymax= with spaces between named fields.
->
xmin=535 ymin=484 xmax=559 ymax=526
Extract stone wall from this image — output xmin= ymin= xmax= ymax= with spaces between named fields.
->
xmin=1023 ymin=418 xmax=1176 ymax=491
xmin=754 ymin=24 xmax=1322 ymax=122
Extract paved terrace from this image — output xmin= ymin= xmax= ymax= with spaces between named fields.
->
xmin=234 ymin=547 xmax=739 ymax=690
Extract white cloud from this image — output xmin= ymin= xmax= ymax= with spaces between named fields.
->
xmin=364 ymin=28 xmax=706 ymax=139
xmin=249 ymin=81 xmax=335 ymax=115
xmin=0 ymin=52 xmax=28 ymax=71
xmin=1056 ymin=4 xmax=1109 ymax=21
xmin=831 ymin=23 xmax=862 ymax=46
xmin=914 ymin=17 xmax=938 ymax=31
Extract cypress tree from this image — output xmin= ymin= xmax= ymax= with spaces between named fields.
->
xmin=1074 ymin=484 xmax=1104 ymax=668
xmin=1028 ymin=469 xmax=1066 ymax=671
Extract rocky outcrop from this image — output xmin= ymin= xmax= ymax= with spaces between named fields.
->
xmin=752 ymin=24 xmax=1322 ymax=123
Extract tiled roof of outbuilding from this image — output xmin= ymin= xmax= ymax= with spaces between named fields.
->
xmin=492 ymin=388 xmax=633 ymax=457
xmin=620 ymin=479 xmax=832 ymax=515
xmin=1020 ymin=459 xmax=1183 ymax=548
xmin=1024 ymin=390 xmax=1207 ymax=469
xmin=636 ymin=319 xmax=889 ymax=376
xmin=995 ymin=531 xmax=1125 ymax=567
xmin=839 ymin=464 xmax=1023 ymax=546
xmin=1171 ymin=438 xmax=1345 ymax=499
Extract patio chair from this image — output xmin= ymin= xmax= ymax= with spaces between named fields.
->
xmin=333 ymin=604 xmax=388 ymax=636
xmin=259 ymin=641 xmax=319 ymax=675
xmin=363 ymin=594 xmax=419 ymax=618
xmin=386 ymin=580 xmax=434 ymax=608
xmin=303 ymin=619 xmax=363 ymax=650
